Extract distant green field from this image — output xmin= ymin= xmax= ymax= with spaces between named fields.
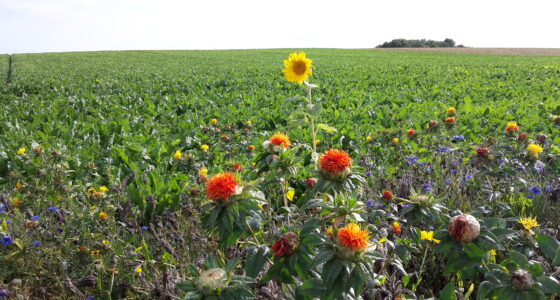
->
xmin=2 ymin=50 xmax=560 ymax=160
xmin=0 ymin=54 xmax=8 ymax=84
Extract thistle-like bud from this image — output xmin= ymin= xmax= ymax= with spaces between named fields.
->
xmin=536 ymin=134 xmax=548 ymax=143
xmin=448 ymin=214 xmax=480 ymax=243
xmin=511 ymin=269 xmax=533 ymax=291
xmin=428 ymin=120 xmax=438 ymax=129
xmin=306 ymin=178 xmax=317 ymax=188
xmin=272 ymin=232 xmax=299 ymax=257
xmin=197 ymin=268 xmax=228 ymax=295
xmin=476 ymin=148 xmax=490 ymax=157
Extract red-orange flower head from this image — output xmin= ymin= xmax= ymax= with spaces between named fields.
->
xmin=505 ymin=122 xmax=519 ymax=134
xmin=320 ymin=149 xmax=352 ymax=175
xmin=476 ymin=148 xmax=490 ymax=157
xmin=269 ymin=133 xmax=291 ymax=149
xmin=407 ymin=128 xmax=416 ymax=137
xmin=337 ymin=223 xmax=370 ymax=251
xmin=206 ymin=172 xmax=239 ymax=201
xmin=382 ymin=190 xmax=394 ymax=201
xmin=444 ymin=117 xmax=456 ymax=124
xmin=272 ymin=232 xmax=299 ymax=257
xmin=391 ymin=222 xmax=402 ymax=235
xmin=518 ymin=132 xmax=527 ymax=142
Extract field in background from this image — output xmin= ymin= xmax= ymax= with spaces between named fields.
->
xmin=377 ymin=48 xmax=560 ymax=56
xmin=1 ymin=49 xmax=559 ymax=299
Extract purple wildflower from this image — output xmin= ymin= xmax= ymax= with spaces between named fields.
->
xmin=1 ymin=235 xmax=13 ymax=246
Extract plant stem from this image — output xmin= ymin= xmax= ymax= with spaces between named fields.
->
xmin=306 ymin=85 xmax=318 ymax=169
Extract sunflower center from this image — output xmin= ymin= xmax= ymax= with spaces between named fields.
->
xmin=292 ymin=61 xmax=307 ymax=75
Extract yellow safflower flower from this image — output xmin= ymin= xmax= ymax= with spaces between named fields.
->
xmin=420 ymin=230 xmax=440 ymax=244
xmin=99 ymin=186 xmax=109 ymax=192
xmin=527 ymin=144 xmax=543 ymax=157
xmin=173 ymin=150 xmax=182 ymax=160
xmin=200 ymin=145 xmax=209 ymax=151
xmin=199 ymin=168 xmax=208 ymax=176
xmin=392 ymin=138 xmax=399 ymax=144
xmin=518 ymin=217 xmax=539 ymax=230
xmin=17 ymin=148 xmax=26 ymax=155
xmin=210 ymin=118 xmax=218 ymax=125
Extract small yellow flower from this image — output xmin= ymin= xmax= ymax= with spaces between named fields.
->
xmin=12 ymin=197 xmax=21 ymax=208
xmin=210 ymin=118 xmax=218 ymax=125
xmin=199 ymin=168 xmax=208 ymax=176
xmin=527 ymin=144 xmax=543 ymax=157
xmin=99 ymin=186 xmax=109 ymax=192
xmin=518 ymin=217 xmax=539 ymax=231
xmin=134 ymin=266 xmax=143 ymax=273
xmin=420 ymin=230 xmax=440 ymax=244
xmin=101 ymin=240 xmax=110 ymax=245
xmin=246 ymin=120 xmax=252 ymax=125
xmin=173 ymin=150 xmax=182 ymax=160
xmin=16 ymin=181 xmax=23 ymax=191
xmin=489 ymin=249 xmax=497 ymax=256
xmin=314 ymin=139 xmax=321 ymax=145
xmin=366 ymin=136 xmax=373 ymax=142
xmin=392 ymin=138 xmax=399 ymax=144
xmin=17 ymin=148 xmax=26 ymax=155
xmin=447 ymin=107 xmax=456 ymax=115
xmin=99 ymin=212 xmax=108 ymax=221
xmin=200 ymin=144 xmax=209 ymax=151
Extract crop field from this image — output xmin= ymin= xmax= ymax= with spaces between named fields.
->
xmin=0 ymin=49 xmax=559 ymax=299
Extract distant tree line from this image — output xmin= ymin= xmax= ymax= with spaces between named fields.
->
xmin=376 ymin=38 xmax=465 ymax=48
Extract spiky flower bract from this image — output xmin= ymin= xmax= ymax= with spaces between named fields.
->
xmin=505 ymin=121 xmax=519 ymax=133
xmin=518 ymin=217 xmax=539 ymax=230
xmin=206 ymin=172 xmax=238 ymax=201
xmin=269 ymin=133 xmax=291 ymax=149
xmin=320 ymin=149 xmax=352 ymax=175
xmin=337 ymin=223 xmax=370 ymax=251
xmin=282 ymin=52 xmax=313 ymax=84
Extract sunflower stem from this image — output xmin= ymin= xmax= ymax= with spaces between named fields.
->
xmin=306 ymin=84 xmax=318 ymax=169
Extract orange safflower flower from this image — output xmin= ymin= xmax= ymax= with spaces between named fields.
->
xmin=391 ymin=222 xmax=402 ymax=235
xmin=320 ymin=149 xmax=352 ymax=175
xmin=407 ymin=128 xmax=416 ymax=136
xmin=99 ymin=212 xmax=108 ymax=221
xmin=269 ymin=133 xmax=291 ymax=149
xmin=444 ymin=117 xmax=456 ymax=124
xmin=206 ymin=172 xmax=239 ymax=201
xmin=505 ymin=122 xmax=519 ymax=133
xmin=337 ymin=223 xmax=370 ymax=251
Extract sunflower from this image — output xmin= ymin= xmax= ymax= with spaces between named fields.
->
xmin=320 ymin=149 xmax=352 ymax=175
xmin=206 ymin=172 xmax=239 ymax=201
xmin=337 ymin=223 xmax=370 ymax=251
xmin=282 ymin=52 xmax=313 ymax=84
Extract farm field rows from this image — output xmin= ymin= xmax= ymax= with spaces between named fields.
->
xmin=0 ymin=49 xmax=559 ymax=299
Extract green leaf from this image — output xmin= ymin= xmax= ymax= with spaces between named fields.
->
xmin=298 ymin=279 xmax=326 ymax=297
xmin=476 ymin=281 xmax=496 ymax=300
xmin=439 ymin=279 xmax=456 ymax=300
xmin=535 ymin=234 xmax=560 ymax=262
xmin=317 ymin=123 xmax=337 ymax=133
xmin=464 ymin=242 xmax=483 ymax=259
xmin=535 ymin=275 xmax=560 ymax=294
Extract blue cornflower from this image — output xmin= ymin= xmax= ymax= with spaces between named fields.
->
xmin=418 ymin=162 xmax=428 ymax=166
xmin=429 ymin=226 xmax=435 ymax=231
xmin=366 ymin=199 xmax=374 ymax=207
xmin=421 ymin=182 xmax=433 ymax=192
xmin=445 ymin=179 xmax=451 ymax=184
xmin=0 ymin=289 xmax=8 ymax=298
xmin=141 ymin=226 xmax=149 ymax=230
xmin=32 ymin=240 xmax=42 ymax=247
xmin=31 ymin=216 xmax=40 ymax=221
xmin=407 ymin=155 xmax=418 ymax=165
xmin=451 ymin=169 xmax=457 ymax=174
xmin=545 ymin=186 xmax=555 ymax=193
xmin=0 ymin=204 xmax=6 ymax=214
xmin=517 ymin=165 xmax=525 ymax=172
xmin=86 ymin=296 xmax=95 ymax=300
xmin=534 ymin=161 xmax=545 ymax=173
xmin=48 ymin=206 xmax=58 ymax=212
xmin=452 ymin=135 xmax=465 ymax=142
xmin=436 ymin=147 xmax=449 ymax=153
xmin=425 ymin=166 xmax=434 ymax=173
xmin=529 ymin=186 xmax=542 ymax=196
xmin=1 ymin=235 xmax=13 ymax=246
xmin=374 ymin=202 xmax=385 ymax=209
xmin=465 ymin=176 xmax=472 ymax=180
xmin=399 ymin=203 xmax=411 ymax=209
xmin=165 ymin=222 xmax=172 ymax=227
xmin=365 ymin=171 xmax=372 ymax=177
xmin=5 ymin=220 xmax=11 ymax=225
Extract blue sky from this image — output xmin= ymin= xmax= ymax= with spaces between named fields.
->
xmin=1 ymin=0 xmax=559 ymax=54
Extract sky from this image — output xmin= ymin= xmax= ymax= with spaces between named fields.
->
xmin=1 ymin=0 xmax=559 ymax=54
